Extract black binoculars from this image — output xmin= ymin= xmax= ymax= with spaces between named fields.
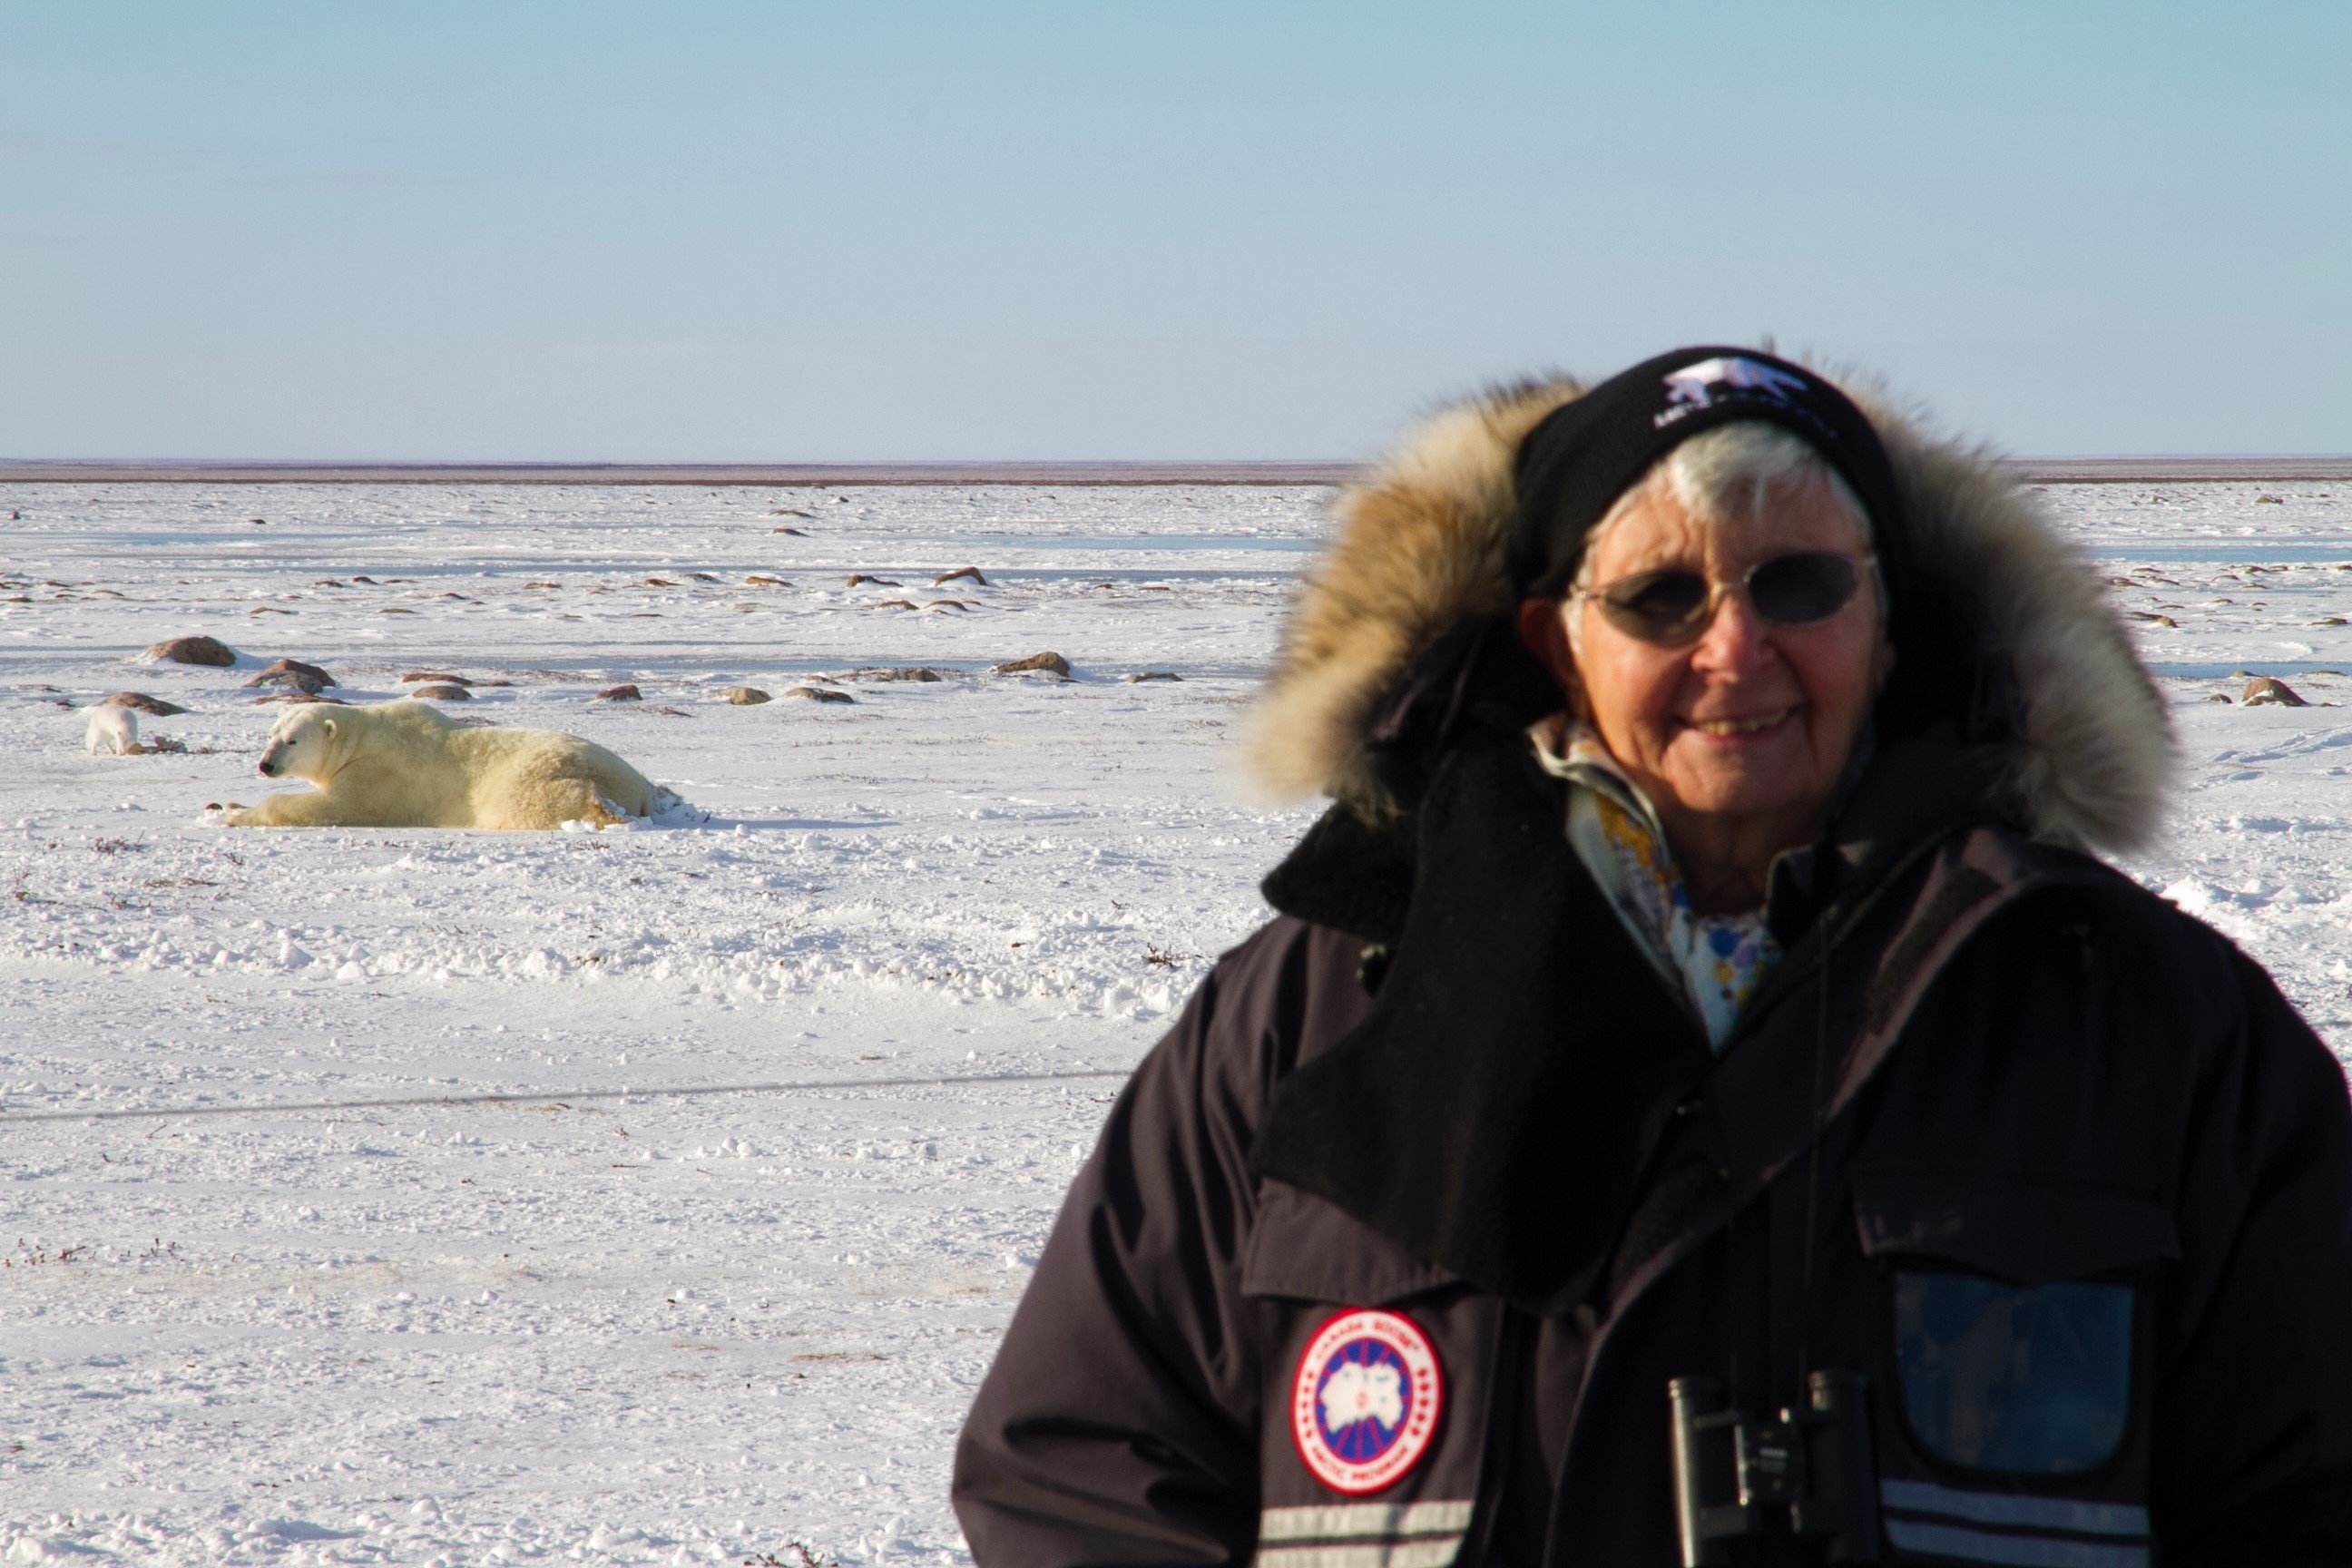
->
xmin=1668 ymin=1369 xmax=1879 ymax=1564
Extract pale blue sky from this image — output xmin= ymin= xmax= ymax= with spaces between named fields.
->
xmin=5 ymin=3 xmax=2346 ymax=460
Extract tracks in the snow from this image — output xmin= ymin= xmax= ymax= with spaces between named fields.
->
xmin=0 ymin=1065 xmax=1133 ymax=1125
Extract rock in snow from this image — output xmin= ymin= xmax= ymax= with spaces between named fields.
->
xmin=993 ymin=651 xmax=1071 ymax=677
xmin=2242 ymin=676 xmax=2309 ymax=706
xmin=142 ymin=634 xmax=237 ymax=666
xmin=256 ymin=657 xmax=336 ymax=688
xmin=103 ymin=691 xmax=188 ymax=715
xmin=245 ymin=664 xmax=330 ymax=694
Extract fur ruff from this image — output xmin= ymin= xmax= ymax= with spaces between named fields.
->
xmin=1250 ymin=374 xmax=2175 ymax=855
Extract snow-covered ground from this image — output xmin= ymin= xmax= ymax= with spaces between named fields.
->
xmin=0 ymin=477 xmax=2347 ymax=1563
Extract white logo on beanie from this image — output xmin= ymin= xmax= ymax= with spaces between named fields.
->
xmin=1657 ymin=356 xmax=1812 ymax=426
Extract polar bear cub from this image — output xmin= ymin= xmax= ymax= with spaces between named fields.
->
xmin=222 ymin=700 xmax=664 ymax=830
xmin=85 ymin=704 xmax=139 ymax=756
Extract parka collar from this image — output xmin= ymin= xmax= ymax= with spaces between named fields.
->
xmin=1248 ymin=370 xmax=2175 ymax=858
xmin=1254 ymin=724 xmax=1710 ymax=1313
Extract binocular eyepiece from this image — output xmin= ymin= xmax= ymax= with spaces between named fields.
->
xmin=1669 ymin=1369 xmax=1879 ymax=1564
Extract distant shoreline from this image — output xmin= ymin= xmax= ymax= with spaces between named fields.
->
xmin=1 ymin=456 xmax=2347 ymax=486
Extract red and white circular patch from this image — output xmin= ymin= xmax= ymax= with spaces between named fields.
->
xmin=1290 ymin=1308 xmax=1445 ymax=1495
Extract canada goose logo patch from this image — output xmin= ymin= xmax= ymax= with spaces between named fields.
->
xmin=1291 ymin=1309 xmax=1445 ymax=1494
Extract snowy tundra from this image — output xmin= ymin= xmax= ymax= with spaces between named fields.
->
xmin=0 ymin=478 xmax=2347 ymax=1563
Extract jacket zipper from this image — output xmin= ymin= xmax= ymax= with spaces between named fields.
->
xmin=1717 ymin=823 xmax=1964 ymax=1057
xmin=1549 ymin=826 xmax=1982 ymax=1522
xmin=1604 ymin=825 xmax=1965 ymax=1241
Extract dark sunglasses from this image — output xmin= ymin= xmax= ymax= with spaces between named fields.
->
xmin=1572 ymin=551 xmax=1873 ymax=646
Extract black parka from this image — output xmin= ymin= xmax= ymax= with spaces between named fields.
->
xmin=951 ymin=377 xmax=2352 ymax=1565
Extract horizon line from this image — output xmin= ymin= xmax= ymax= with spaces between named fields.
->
xmin=3 ymin=456 xmax=2349 ymax=486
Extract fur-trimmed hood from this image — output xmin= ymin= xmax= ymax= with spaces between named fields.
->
xmin=1250 ymin=374 xmax=2175 ymax=855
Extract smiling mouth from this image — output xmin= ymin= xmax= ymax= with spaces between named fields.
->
xmin=1686 ymin=706 xmax=1797 ymax=738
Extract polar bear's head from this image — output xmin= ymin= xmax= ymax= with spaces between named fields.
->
xmin=257 ymin=703 xmax=347 ymax=781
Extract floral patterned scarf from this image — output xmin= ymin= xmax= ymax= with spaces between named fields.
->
xmin=1530 ymin=716 xmax=1781 ymax=1050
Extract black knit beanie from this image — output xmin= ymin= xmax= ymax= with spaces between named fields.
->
xmin=1507 ymin=347 xmax=1911 ymax=614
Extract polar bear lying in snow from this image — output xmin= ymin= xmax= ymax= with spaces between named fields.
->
xmin=220 ymin=700 xmax=667 ymax=829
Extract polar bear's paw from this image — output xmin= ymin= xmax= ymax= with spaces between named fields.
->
xmin=558 ymin=786 xmax=704 ymax=832
xmin=647 ymin=787 xmax=709 ymax=827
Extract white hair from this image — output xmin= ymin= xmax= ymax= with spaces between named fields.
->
xmin=1574 ymin=423 xmax=1871 ymax=593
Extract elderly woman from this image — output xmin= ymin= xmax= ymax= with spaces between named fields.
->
xmin=953 ymin=349 xmax=2352 ymax=1565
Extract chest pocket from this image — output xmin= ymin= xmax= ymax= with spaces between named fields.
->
xmin=1854 ymin=1171 xmax=2177 ymax=1563
xmin=1891 ymin=1271 xmax=2130 ymax=1474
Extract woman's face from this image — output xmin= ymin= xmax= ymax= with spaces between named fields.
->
xmin=1524 ymin=478 xmax=1887 ymax=858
